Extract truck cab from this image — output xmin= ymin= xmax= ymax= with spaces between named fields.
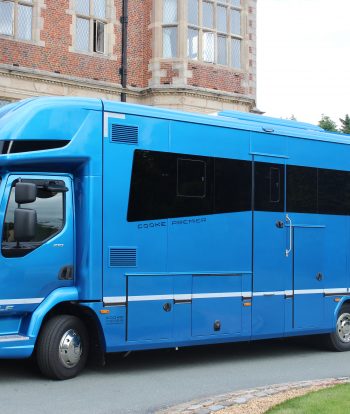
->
xmin=0 ymin=97 xmax=103 ymax=379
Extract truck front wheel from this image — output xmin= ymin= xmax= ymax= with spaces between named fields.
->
xmin=36 ymin=315 xmax=89 ymax=380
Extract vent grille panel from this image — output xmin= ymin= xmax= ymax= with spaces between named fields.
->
xmin=109 ymin=247 xmax=137 ymax=267
xmin=111 ymin=124 xmax=138 ymax=145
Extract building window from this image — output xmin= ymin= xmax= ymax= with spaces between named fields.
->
xmin=187 ymin=0 xmax=242 ymax=68
xmin=162 ymin=0 xmax=177 ymax=58
xmin=0 ymin=0 xmax=33 ymax=41
xmin=75 ymin=0 xmax=107 ymax=54
xmin=187 ymin=28 xmax=198 ymax=60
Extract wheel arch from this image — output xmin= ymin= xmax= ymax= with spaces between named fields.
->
xmin=36 ymin=301 xmax=106 ymax=360
xmin=333 ymin=298 xmax=350 ymax=328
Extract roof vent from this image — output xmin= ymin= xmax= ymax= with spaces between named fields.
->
xmin=111 ymin=124 xmax=138 ymax=145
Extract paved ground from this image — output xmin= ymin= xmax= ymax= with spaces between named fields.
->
xmin=0 ymin=337 xmax=350 ymax=414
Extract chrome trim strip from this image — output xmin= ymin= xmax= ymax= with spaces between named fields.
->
xmin=192 ymin=292 xmax=242 ymax=299
xmin=174 ymin=294 xmax=191 ymax=301
xmin=128 ymin=294 xmax=173 ymax=302
xmin=0 ymin=335 xmax=29 ymax=343
xmin=103 ymin=296 xmax=127 ymax=305
xmin=294 ymin=289 xmax=324 ymax=295
xmin=103 ymin=288 xmax=350 ymax=305
xmin=125 ymin=271 xmax=252 ymax=276
xmin=0 ymin=298 xmax=44 ymax=305
xmin=253 ymin=291 xmax=285 ymax=297
xmin=324 ymin=288 xmax=348 ymax=294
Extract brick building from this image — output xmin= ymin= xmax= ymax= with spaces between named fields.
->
xmin=0 ymin=0 xmax=257 ymax=113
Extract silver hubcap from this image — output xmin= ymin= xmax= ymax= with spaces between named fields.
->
xmin=336 ymin=313 xmax=350 ymax=343
xmin=59 ymin=329 xmax=82 ymax=368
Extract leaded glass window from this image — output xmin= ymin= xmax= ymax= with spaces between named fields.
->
xmin=188 ymin=0 xmax=199 ymax=26
xmin=75 ymin=0 xmax=107 ymax=54
xmin=163 ymin=0 xmax=177 ymax=24
xmin=187 ymin=28 xmax=199 ymax=60
xmin=202 ymin=1 xmax=214 ymax=28
xmin=231 ymin=38 xmax=241 ymax=68
xmin=217 ymin=35 xmax=227 ymax=65
xmin=186 ymin=0 xmax=242 ymax=69
xmin=230 ymin=9 xmax=241 ymax=35
xmin=163 ymin=27 xmax=177 ymax=58
xmin=0 ymin=0 xmax=33 ymax=41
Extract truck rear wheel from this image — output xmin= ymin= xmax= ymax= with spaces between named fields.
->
xmin=325 ymin=304 xmax=350 ymax=351
xmin=36 ymin=315 xmax=89 ymax=380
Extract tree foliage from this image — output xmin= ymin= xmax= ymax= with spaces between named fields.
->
xmin=339 ymin=114 xmax=350 ymax=134
xmin=318 ymin=114 xmax=338 ymax=132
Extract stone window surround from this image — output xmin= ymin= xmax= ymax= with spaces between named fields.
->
xmin=68 ymin=0 xmax=118 ymax=60
xmin=155 ymin=0 xmax=247 ymax=72
xmin=0 ymin=0 xmax=46 ymax=47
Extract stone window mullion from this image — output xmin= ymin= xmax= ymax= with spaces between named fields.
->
xmin=178 ymin=0 xmax=186 ymax=59
xmin=198 ymin=0 xmax=203 ymax=60
xmin=13 ymin=1 xmax=18 ymax=38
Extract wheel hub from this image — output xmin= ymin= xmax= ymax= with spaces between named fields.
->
xmin=336 ymin=313 xmax=350 ymax=343
xmin=59 ymin=329 xmax=82 ymax=368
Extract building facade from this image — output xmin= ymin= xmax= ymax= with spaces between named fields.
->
xmin=0 ymin=0 xmax=257 ymax=113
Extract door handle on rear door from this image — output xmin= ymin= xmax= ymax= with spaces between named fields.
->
xmin=285 ymin=215 xmax=293 ymax=257
xmin=316 ymin=272 xmax=323 ymax=281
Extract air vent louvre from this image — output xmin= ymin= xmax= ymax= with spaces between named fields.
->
xmin=111 ymin=124 xmax=138 ymax=145
xmin=109 ymin=247 xmax=137 ymax=267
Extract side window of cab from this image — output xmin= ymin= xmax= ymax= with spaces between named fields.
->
xmin=2 ymin=179 xmax=65 ymax=258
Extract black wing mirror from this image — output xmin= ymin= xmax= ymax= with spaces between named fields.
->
xmin=14 ymin=208 xmax=37 ymax=242
xmin=15 ymin=182 xmax=37 ymax=204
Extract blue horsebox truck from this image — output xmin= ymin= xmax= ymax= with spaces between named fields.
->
xmin=0 ymin=97 xmax=350 ymax=380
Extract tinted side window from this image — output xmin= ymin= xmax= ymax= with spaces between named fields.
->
xmin=128 ymin=150 xmax=254 ymax=222
xmin=0 ymin=140 xmax=69 ymax=154
xmin=287 ymin=165 xmax=317 ymax=213
xmin=175 ymin=156 xmax=213 ymax=218
xmin=177 ymin=158 xmax=206 ymax=198
xmin=127 ymin=150 xmax=213 ymax=221
xmin=127 ymin=150 xmax=175 ymax=221
xmin=318 ymin=169 xmax=350 ymax=215
xmin=2 ymin=181 xmax=65 ymax=258
xmin=255 ymin=162 xmax=285 ymax=212
xmin=214 ymin=158 xmax=251 ymax=213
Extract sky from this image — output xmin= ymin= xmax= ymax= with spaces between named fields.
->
xmin=257 ymin=0 xmax=350 ymax=126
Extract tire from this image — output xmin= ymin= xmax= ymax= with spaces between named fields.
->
xmin=325 ymin=304 xmax=350 ymax=351
xmin=36 ymin=315 xmax=89 ymax=380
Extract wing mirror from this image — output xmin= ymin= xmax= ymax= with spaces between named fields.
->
xmin=14 ymin=208 xmax=37 ymax=242
xmin=13 ymin=182 xmax=38 ymax=243
xmin=15 ymin=182 xmax=37 ymax=204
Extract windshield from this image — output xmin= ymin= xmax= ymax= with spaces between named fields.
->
xmin=0 ymin=98 xmax=37 ymax=121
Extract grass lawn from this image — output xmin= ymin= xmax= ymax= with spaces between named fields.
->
xmin=266 ymin=383 xmax=350 ymax=414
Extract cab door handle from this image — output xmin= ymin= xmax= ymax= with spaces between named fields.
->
xmin=58 ymin=265 xmax=73 ymax=280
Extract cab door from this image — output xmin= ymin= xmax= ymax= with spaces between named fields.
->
xmin=0 ymin=174 xmax=74 ymax=316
